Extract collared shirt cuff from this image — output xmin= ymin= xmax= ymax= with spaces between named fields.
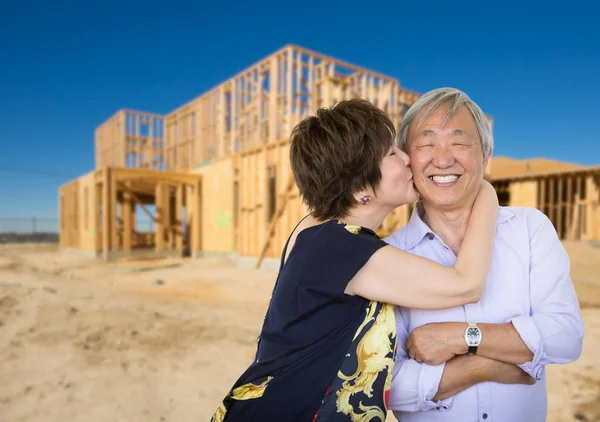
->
xmin=508 ymin=315 xmax=545 ymax=380
xmin=417 ymin=362 xmax=453 ymax=411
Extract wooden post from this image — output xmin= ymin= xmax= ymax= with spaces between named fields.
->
xmin=576 ymin=176 xmax=584 ymax=239
xmin=286 ymin=47 xmax=293 ymax=135
xmin=191 ymin=179 xmax=202 ymax=255
xmin=539 ymin=179 xmax=546 ymax=217
xmin=557 ymin=177 xmax=564 ymax=239
xmin=123 ymin=182 xmax=133 ymax=252
xmin=548 ymin=178 xmax=555 ymax=228
xmin=176 ymin=183 xmax=184 ymax=251
xmin=155 ymin=183 xmax=165 ymax=250
xmin=94 ymin=181 xmax=102 ymax=254
xmin=102 ymin=168 xmax=111 ymax=260
xmin=566 ymin=176 xmax=573 ymax=240
xmin=164 ymin=185 xmax=173 ymax=249
xmin=110 ymin=172 xmax=119 ymax=251
xmin=269 ymin=55 xmax=279 ymax=143
xmin=585 ymin=175 xmax=598 ymax=240
xmin=186 ymin=184 xmax=194 ymax=253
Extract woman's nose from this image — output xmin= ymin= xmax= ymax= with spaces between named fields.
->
xmin=400 ymin=150 xmax=411 ymax=167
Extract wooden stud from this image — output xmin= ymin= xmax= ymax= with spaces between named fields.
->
xmin=566 ymin=176 xmax=573 ymax=240
xmin=176 ymin=184 xmax=184 ymax=251
xmin=557 ymin=177 xmax=564 ymax=238
xmin=256 ymin=170 xmax=296 ymax=269
xmin=155 ymin=183 xmax=165 ymax=251
xmin=94 ymin=181 xmax=102 ymax=253
xmin=102 ymin=168 xmax=111 ymax=260
xmin=191 ymin=179 xmax=203 ymax=254
xmin=548 ymin=178 xmax=555 ymax=226
xmin=539 ymin=178 xmax=546 ymax=216
xmin=123 ymin=182 xmax=133 ymax=252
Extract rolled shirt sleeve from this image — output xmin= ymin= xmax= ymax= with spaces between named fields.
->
xmin=508 ymin=210 xmax=584 ymax=380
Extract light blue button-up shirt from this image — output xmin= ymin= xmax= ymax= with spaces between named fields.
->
xmin=385 ymin=204 xmax=584 ymax=422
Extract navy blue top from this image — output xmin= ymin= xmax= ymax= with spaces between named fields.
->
xmin=211 ymin=220 xmax=398 ymax=422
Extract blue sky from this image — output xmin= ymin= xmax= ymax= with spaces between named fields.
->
xmin=0 ymin=0 xmax=598 ymax=223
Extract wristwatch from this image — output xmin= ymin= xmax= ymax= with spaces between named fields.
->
xmin=464 ymin=322 xmax=482 ymax=355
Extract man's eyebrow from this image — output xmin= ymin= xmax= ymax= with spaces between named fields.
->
xmin=452 ymin=129 xmax=466 ymax=136
xmin=419 ymin=129 xmax=435 ymax=137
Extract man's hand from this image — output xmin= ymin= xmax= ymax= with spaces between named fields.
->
xmin=406 ymin=322 xmax=467 ymax=366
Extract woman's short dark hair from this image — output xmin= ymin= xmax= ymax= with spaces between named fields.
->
xmin=290 ymin=98 xmax=396 ymax=220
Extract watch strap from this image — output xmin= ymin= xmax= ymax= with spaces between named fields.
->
xmin=466 ymin=322 xmax=480 ymax=355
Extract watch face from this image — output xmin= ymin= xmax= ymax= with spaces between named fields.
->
xmin=466 ymin=327 xmax=480 ymax=345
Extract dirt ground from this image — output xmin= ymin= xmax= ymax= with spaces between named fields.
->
xmin=0 ymin=243 xmax=598 ymax=422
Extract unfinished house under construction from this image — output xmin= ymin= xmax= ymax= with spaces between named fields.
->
xmin=58 ymin=44 xmax=600 ymax=265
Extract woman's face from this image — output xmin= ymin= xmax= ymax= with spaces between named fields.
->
xmin=375 ymin=145 xmax=418 ymax=208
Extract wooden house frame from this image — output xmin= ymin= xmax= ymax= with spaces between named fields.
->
xmin=59 ymin=44 xmax=599 ymax=264
xmin=491 ymin=167 xmax=600 ymax=241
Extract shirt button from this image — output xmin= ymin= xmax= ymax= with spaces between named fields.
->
xmin=428 ymin=234 xmax=434 ymax=240
xmin=482 ymin=413 xmax=488 ymax=419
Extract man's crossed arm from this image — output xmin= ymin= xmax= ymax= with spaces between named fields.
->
xmin=388 ymin=212 xmax=584 ymax=412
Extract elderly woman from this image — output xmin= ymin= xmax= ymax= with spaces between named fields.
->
xmin=211 ymin=99 xmax=498 ymax=421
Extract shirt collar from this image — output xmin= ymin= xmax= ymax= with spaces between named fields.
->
xmin=404 ymin=202 xmax=515 ymax=250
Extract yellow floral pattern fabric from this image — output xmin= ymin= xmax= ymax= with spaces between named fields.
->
xmin=210 ymin=376 xmax=273 ymax=422
xmin=313 ymin=301 xmax=397 ymax=421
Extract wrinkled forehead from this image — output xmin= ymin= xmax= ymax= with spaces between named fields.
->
xmin=413 ymin=103 xmax=467 ymax=132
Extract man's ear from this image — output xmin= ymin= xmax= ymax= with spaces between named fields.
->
xmin=483 ymin=154 xmax=491 ymax=174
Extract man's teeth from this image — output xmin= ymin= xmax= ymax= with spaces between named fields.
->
xmin=430 ymin=175 xmax=459 ymax=183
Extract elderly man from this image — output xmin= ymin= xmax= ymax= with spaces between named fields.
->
xmin=385 ymin=87 xmax=584 ymax=421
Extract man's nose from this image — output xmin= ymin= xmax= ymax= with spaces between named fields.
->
xmin=432 ymin=145 xmax=455 ymax=168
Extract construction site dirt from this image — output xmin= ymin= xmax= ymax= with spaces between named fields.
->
xmin=0 ymin=243 xmax=598 ymax=422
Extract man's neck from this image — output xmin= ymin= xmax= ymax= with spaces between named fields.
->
xmin=420 ymin=201 xmax=475 ymax=255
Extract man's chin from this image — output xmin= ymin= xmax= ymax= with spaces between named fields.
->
xmin=421 ymin=197 xmax=463 ymax=210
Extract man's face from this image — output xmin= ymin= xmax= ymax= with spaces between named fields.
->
xmin=406 ymin=105 xmax=488 ymax=211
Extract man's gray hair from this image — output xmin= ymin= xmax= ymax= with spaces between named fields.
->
xmin=397 ymin=87 xmax=493 ymax=158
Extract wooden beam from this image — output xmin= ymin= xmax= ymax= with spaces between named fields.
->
xmin=112 ymin=166 xmax=200 ymax=186
xmin=117 ymin=181 xmax=157 ymax=223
